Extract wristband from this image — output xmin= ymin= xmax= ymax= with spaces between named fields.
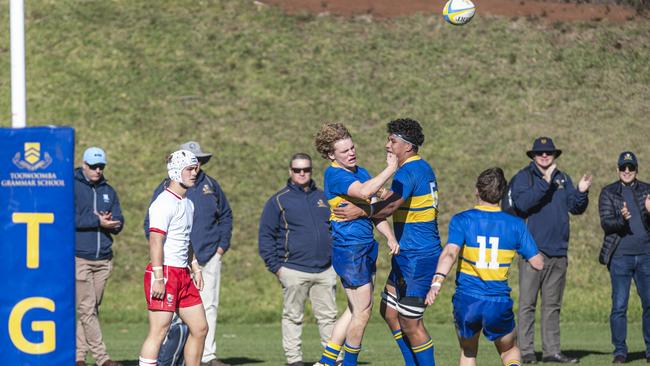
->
xmin=430 ymin=282 xmax=441 ymax=288
xmin=153 ymin=278 xmax=164 ymax=281
xmin=193 ymin=269 xmax=202 ymax=273
xmin=152 ymin=266 xmax=163 ymax=271
xmin=434 ymin=272 xmax=447 ymax=278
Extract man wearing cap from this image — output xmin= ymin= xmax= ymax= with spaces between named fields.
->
xmin=598 ymin=151 xmax=650 ymax=364
xmin=75 ymin=147 xmax=124 ymax=366
xmin=509 ymin=137 xmax=592 ymax=364
xmin=144 ymin=141 xmax=233 ymax=366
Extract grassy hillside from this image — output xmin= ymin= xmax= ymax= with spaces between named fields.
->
xmin=1 ymin=1 xmax=649 ymax=324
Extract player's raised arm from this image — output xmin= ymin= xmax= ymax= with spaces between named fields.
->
xmin=347 ymin=152 xmax=398 ymax=200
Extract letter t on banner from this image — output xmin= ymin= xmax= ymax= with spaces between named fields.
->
xmin=0 ymin=127 xmax=75 ymax=364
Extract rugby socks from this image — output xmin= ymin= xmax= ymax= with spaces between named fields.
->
xmin=505 ymin=360 xmax=521 ymax=366
xmin=319 ymin=342 xmax=342 ymax=366
xmin=342 ymin=342 xmax=362 ymax=366
xmin=138 ymin=356 xmax=157 ymax=366
xmin=412 ymin=337 xmax=435 ymax=366
xmin=392 ymin=329 xmax=417 ymax=366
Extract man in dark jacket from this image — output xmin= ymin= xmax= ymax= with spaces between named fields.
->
xmin=509 ymin=137 xmax=592 ymax=364
xmin=258 ymin=153 xmax=336 ymax=366
xmin=598 ymin=151 xmax=650 ymax=364
xmin=75 ymin=147 xmax=124 ymax=366
xmin=144 ymin=141 xmax=233 ymax=366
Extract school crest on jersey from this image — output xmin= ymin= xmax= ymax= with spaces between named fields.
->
xmin=102 ymin=193 xmax=110 ymax=203
xmin=555 ymin=177 xmax=566 ymax=189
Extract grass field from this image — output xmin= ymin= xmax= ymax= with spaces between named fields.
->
xmin=1 ymin=0 xmax=650 ymax=363
xmin=97 ymin=320 xmax=649 ymax=365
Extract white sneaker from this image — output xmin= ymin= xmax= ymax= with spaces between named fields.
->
xmin=312 ymin=363 xmax=325 ymax=366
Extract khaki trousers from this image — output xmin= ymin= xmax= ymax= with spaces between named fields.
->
xmin=278 ymin=266 xmax=337 ymax=364
xmin=76 ymin=257 xmax=112 ymax=365
xmin=200 ymin=252 xmax=222 ymax=363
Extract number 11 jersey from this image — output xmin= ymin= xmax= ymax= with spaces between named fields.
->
xmin=447 ymin=205 xmax=539 ymax=297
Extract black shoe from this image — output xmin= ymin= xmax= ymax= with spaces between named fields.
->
xmin=523 ymin=353 xmax=538 ymax=364
xmin=612 ymin=355 xmax=626 ymax=363
xmin=542 ymin=353 xmax=579 ymax=363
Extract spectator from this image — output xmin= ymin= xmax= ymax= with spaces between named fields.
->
xmin=598 ymin=151 xmax=650 ymax=364
xmin=75 ymin=147 xmax=124 ymax=366
xmin=258 ymin=153 xmax=337 ymax=366
xmin=509 ymin=137 xmax=592 ymax=364
xmin=144 ymin=141 xmax=233 ymax=366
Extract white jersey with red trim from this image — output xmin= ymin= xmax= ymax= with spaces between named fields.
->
xmin=148 ymin=188 xmax=194 ymax=267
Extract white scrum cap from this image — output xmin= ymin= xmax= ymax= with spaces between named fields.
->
xmin=167 ymin=149 xmax=198 ymax=183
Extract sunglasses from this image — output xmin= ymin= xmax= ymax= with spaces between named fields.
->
xmin=291 ymin=167 xmax=312 ymax=174
xmin=619 ymin=164 xmax=636 ymax=172
xmin=534 ymin=151 xmax=555 ymax=157
xmin=87 ymin=163 xmax=105 ymax=171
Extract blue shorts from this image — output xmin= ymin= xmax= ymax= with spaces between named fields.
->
xmin=452 ymin=292 xmax=515 ymax=341
xmin=332 ymin=241 xmax=378 ymax=288
xmin=387 ymin=250 xmax=439 ymax=302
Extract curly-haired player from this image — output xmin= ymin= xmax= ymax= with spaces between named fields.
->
xmin=333 ymin=118 xmax=440 ymax=365
xmin=313 ymin=123 xmax=399 ymax=366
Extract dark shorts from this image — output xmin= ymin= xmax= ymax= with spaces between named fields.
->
xmin=387 ymin=250 xmax=439 ymax=301
xmin=332 ymin=241 xmax=378 ymax=288
xmin=144 ymin=264 xmax=202 ymax=311
xmin=452 ymin=292 xmax=515 ymax=341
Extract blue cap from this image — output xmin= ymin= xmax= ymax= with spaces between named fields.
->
xmin=618 ymin=151 xmax=637 ymax=169
xmin=83 ymin=147 xmax=107 ymax=165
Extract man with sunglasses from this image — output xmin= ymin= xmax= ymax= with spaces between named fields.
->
xmin=598 ymin=151 xmax=650 ymax=364
xmin=74 ymin=147 xmax=124 ymax=366
xmin=144 ymin=141 xmax=233 ymax=366
xmin=258 ymin=153 xmax=336 ymax=366
xmin=508 ymin=137 xmax=592 ymax=364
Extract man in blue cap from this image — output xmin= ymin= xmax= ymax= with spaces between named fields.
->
xmin=75 ymin=147 xmax=124 ymax=366
xmin=598 ymin=151 xmax=650 ymax=364
xmin=507 ymin=137 xmax=592 ymax=364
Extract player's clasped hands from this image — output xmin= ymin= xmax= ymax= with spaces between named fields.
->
xmin=96 ymin=211 xmax=122 ymax=230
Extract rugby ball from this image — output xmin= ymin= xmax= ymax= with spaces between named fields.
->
xmin=443 ymin=0 xmax=476 ymax=25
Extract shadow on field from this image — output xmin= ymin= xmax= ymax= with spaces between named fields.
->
xmin=627 ymin=351 xmax=649 ymax=362
xmin=534 ymin=349 xmax=610 ymax=362
xmin=117 ymin=358 xmax=265 ymax=366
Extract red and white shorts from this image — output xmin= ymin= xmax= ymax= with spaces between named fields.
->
xmin=144 ymin=264 xmax=202 ymax=311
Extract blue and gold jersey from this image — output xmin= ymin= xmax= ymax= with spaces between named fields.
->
xmin=391 ymin=156 xmax=441 ymax=254
xmin=324 ymin=162 xmax=374 ymax=246
xmin=448 ymin=206 xmax=539 ymax=297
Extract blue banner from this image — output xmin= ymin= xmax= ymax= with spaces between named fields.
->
xmin=0 ymin=127 xmax=75 ymax=365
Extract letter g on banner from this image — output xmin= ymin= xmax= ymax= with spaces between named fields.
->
xmin=9 ymin=297 xmax=56 ymax=354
